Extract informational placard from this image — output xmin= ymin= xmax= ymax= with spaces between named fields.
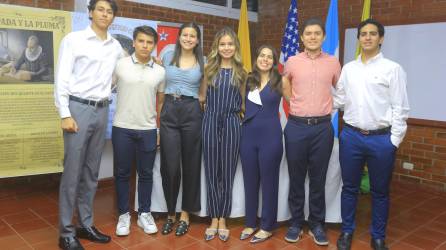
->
xmin=0 ymin=4 xmax=70 ymax=178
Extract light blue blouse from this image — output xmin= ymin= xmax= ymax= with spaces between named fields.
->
xmin=162 ymin=50 xmax=202 ymax=98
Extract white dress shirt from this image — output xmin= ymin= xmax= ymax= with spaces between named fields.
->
xmin=54 ymin=25 xmax=123 ymax=118
xmin=334 ymin=53 xmax=410 ymax=147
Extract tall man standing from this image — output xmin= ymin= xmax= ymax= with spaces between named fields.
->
xmin=282 ymin=18 xmax=341 ymax=246
xmin=335 ymin=19 xmax=409 ymax=250
xmin=54 ymin=1 xmax=122 ymax=249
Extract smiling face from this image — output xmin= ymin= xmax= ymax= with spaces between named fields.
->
xmin=179 ymin=27 xmax=199 ymax=52
xmin=218 ymin=34 xmax=235 ymax=60
xmin=256 ymin=47 xmax=274 ymax=73
xmin=359 ymin=23 xmax=384 ymax=54
xmin=301 ymin=24 xmax=325 ymax=53
xmin=89 ymin=0 xmax=114 ymax=31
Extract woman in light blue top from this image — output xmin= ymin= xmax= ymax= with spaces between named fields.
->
xmin=159 ymin=22 xmax=204 ymax=237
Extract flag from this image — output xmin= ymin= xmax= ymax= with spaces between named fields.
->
xmin=322 ymin=0 xmax=339 ymax=58
xmin=237 ymin=0 xmax=251 ymax=72
xmin=322 ymin=0 xmax=340 ymax=138
xmin=156 ymin=25 xmax=179 ymax=56
xmin=355 ymin=0 xmax=371 ymax=58
xmin=278 ymin=0 xmax=299 ymax=125
xmin=279 ymin=0 xmax=299 ymax=67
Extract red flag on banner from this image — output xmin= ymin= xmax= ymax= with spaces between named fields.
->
xmin=157 ymin=25 xmax=179 ymax=55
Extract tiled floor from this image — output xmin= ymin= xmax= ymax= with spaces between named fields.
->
xmin=1 ymin=181 xmax=446 ymax=250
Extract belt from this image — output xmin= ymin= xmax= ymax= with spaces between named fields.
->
xmin=289 ymin=114 xmax=331 ymax=125
xmin=69 ymin=95 xmax=110 ymax=108
xmin=165 ymin=94 xmax=195 ymax=101
xmin=344 ymin=123 xmax=391 ymax=135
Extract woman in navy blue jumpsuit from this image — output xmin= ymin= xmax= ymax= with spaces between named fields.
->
xmin=199 ymin=27 xmax=247 ymax=242
xmin=239 ymin=45 xmax=283 ymax=243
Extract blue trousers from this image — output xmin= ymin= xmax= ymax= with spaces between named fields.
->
xmin=284 ymin=119 xmax=334 ymax=228
xmin=240 ymin=118 xmax=282 ymax=231
xmin=112 ymin=126 xmax=157 ymax=215
xmin=339 ymin=126 xmax=396 ymax=240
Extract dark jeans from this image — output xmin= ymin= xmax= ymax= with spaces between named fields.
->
xmin=112 ymin=126 xmax=157 ymax=215
xmin=339 ymin=126 xmax=396 ymax=240
xmin=284 ymin=118 xmax=334 ymax=228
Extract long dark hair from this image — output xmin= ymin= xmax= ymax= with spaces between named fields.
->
xmin=170 ymin=22 xmax=204 ymax=73
xmin=246 ymin=45 xmax=282 ymax=95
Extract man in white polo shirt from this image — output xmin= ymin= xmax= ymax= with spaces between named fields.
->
xmin=112 ymin=25 xmax=165 ymax=237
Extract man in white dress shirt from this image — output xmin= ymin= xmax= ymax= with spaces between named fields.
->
xmin=334 ymin=19 xmax=409 ymax=250
xmin=54 ymin=1 xmax=122 ymax=249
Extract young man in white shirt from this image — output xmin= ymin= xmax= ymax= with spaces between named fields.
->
xmin=54 ymin=1 xmax=123 ymax=249
xmin=112 ymin=25 xmax=165 ymax=237
xmin=334 ymin=19 xmax=409 ymax=250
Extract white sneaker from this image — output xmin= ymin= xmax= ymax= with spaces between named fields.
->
xmin=137 ymin=212 xmax=158 ymax=234
xmin=116 ymin=212 xmax=131 ymax=236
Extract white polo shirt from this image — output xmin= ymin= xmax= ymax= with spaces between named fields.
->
xmin=113 ymin=54 xmax=165 ymax=130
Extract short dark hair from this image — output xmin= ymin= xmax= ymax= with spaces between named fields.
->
xmin=88 ymin=0 xmax=118 ymax=17
xmin=133 ymin=25 xmax=158 ymax=44
xmin=301 ymin=17 xmax=326 ymax=35
xmin=357 ymin=18 xmax=385 ymax=39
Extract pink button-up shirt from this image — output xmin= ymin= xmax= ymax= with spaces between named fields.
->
xmin=284 ymin=52 xmax=341 ymax=117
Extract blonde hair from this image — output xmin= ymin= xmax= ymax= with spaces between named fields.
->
xmin=204 ymin=27 xmax=246 ymax=89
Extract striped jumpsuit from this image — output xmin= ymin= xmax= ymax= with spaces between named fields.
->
xmin=202 ymin=68 xmax=242 ymax=218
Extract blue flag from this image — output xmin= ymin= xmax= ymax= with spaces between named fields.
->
xmin=322 ymin=0 xmax=339 ymax=138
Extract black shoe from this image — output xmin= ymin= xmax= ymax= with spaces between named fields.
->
xmin=337 ymin=232 xmax=353 ymax=250
xmin=58 ymin=236 xmax=84 ymax=250
xmin=162 ymin=218 xmax=175 ymax=235
xmin=175 ymin=220 xmax=189 ymax=236
xmin=76 ymin=226 xmax=111 ymax=243
xmin=371 ymin=238 xmax=389 ymax=250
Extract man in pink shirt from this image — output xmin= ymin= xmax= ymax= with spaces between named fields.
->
xmin=282 ymin=18 xmax=341 ymax=246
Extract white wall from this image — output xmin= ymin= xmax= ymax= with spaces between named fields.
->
xmin=344 ymin=22 xmax=446 ymax=122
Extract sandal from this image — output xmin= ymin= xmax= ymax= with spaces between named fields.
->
xmin=175 ymin=220 xmax=189 ymax=236
xmin=161 ymin=218 xmax=175 ymax=235
xmin=218 ymin=228 xmax=230 ymax=242
xmin=250 ymin=229 xmax=272 ymax=243
xmin=204 ymin=228 xmax=218 ymax=241
xmin=240 ymin=227 xmax=256 ymax=240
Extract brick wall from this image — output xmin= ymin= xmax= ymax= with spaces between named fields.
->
xmin=256 ymin=0 xmax=446 ymax=191
xmin=1 ymin=0 xmax=446 ymax=191
xmin=114 ymin=0 xmax=258 ymax=53
xmin=0 ymin=0 xmax=74 ymax=10
xmin=0 ymin=0 xmax=256 ymax=53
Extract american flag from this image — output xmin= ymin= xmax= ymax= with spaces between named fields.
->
xmin=279 ymin=0 xmax=299 ymax=124
xmin=279 ymin=0 xmax=299 ymax=66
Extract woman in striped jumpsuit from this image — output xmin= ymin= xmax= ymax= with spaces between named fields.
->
xmin=199 ymin=27 xmax=247 ymax=242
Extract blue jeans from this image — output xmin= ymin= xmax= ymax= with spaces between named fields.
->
xmin=112 ymin=126 xmax=157 ymax=215
xmin=339 ymin=126 xmax=396 ymax=240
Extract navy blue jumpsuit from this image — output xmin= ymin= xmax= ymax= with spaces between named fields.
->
xmin=202 ymin=68 xmax=242 ymax=218
xmin=240 ymin=83 xmax=283 ymax=231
